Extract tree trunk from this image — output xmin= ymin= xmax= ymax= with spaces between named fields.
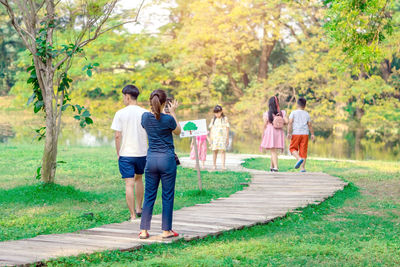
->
xmin=257 ymin=40 xmax=276 ymax=82
xmin=227 ymin=72 xmax=243 ymax=98
xmin=41 ymin=75 xmax=58 ymax=183
xmin=40 ymin=0 xmax=59 ymax=183
xmin=41 ymin=121 xmax=58 ymax=183
xmin=380 ymin=59 xmax=392 ymax=82
xmin=242 ymin=72 xmax=250 ymax=88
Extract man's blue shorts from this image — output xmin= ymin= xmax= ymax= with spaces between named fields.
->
xmin=118 ymin=156 xmax=147 ymax=178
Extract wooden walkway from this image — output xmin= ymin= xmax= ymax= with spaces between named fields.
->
xmin=0 ymin=154 xmax=347 ymax=266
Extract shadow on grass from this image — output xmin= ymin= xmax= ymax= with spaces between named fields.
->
xmin=0 ymin=183 xmax=107 ymax=206
xmin=46 ymin=180 xmax=360 ymax=266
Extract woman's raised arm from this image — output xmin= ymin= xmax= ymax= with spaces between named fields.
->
xmin=168 ymin=99 xmax=181 ymax=135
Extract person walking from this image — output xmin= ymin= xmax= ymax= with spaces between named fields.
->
xmin=260 ymin=96 xmax=288 ymax=172
xmin=111 ymin=85 xmax=147 ymax=221
xmin=209 ymin=105 xmax=230 ymax=170
xmin=139 ymin=89 xmax=181 ymax=239
xmin=287 ymin=97 xmax=315 ymax=172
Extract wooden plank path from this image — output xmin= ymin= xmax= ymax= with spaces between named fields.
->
xmin=0 ymin=154 xmax=347 ymax=266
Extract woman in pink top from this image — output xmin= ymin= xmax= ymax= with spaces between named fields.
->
xmin=190 ymin=134 xmax=209 ymax=168
xmin=260 ymin=96 xmax=288 ymax=172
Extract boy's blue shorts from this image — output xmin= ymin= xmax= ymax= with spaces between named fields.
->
xmin=118 ymin=156 xmax=147 ymax=178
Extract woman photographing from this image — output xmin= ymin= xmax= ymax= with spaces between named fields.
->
xmin=139 ymin=89 xmax=181 ymax=239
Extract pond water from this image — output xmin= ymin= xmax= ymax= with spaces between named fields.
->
xmin=2 ymin=121 xmax=399 ymax=161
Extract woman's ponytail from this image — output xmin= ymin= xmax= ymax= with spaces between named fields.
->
xmin=267 ymin=96 xmax=278 ymax=123
xmin=150 ymin=89 xmax=167 ymax=120
xmin=151 ymin=95 xmax=161 ymax=120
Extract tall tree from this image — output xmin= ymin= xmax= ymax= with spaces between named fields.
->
xmin=0 ymin=0 xmax=144 ymax=183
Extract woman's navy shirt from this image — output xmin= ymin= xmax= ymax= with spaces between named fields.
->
xmin=141 ymin=112 xmax=177 ymax=156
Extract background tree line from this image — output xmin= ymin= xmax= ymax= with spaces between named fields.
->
xmin=3 ymin=0 xmax=400 ymax=144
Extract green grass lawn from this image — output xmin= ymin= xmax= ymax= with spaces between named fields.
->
xmin=0 ymin=144 xmax=250 ymax=241
xmin=46 ymin=157 xmax=400 ymax=266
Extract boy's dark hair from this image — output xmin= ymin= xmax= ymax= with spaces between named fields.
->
xmin=122 ymin=85 xmax=140 ymax=100
xmin=297 ymin=97 xmax=307 ymax=108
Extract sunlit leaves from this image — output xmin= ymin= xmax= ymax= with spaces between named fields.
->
xmin=324 ymin=0 xmax=394 ymax=71
xmin=82 ymin=63 xmax=99 ymax=77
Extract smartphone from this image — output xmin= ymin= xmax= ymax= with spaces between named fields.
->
xmin=164 ymin=97 xmax=173 ymax=113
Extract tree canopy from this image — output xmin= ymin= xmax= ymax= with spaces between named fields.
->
xmin=2 ymin=0 xmax=400 ymax=151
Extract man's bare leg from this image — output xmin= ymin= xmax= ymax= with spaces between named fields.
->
xmin=291 ymin=150 xmax=301 ymax=160
xmin=300 ymin=159 xmax=307 ymax=171
xmin=134 ymin=174 xmax=144 ymax=213
xmin=125 ymin=178 xmax=136 ymax=219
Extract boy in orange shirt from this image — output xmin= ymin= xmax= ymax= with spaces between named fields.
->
xmin=287 ymin=98 xmax=315 ymax=172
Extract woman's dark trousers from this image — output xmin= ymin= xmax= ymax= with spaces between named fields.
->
xmin=140 ymin=154 xmax=177 ymax=231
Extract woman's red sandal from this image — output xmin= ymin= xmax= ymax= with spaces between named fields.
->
xmin=139 ymin=231 xmax=149 ymax=239
xmin=162 ymin=230 xmax=179 ymax=239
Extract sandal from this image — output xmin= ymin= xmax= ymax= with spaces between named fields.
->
xmin=294 ymin=159 xmax=304 ymax=169
xmin=162 ymin=230 xmax=179 ymax=239
xmin=135 ymin=210 xmax=142 ymax=218
xmin=139 ymin=231 xmax=149 ymax=239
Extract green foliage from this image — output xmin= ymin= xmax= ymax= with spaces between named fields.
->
xmin=347 ymin=75 xmax=394 ymax=110
xmin=35 ymin=166 xmax=42 ymax=180
xmin=25 ymin=20 xmax=96 ymax=134
xmin=361 ymin=100 xmax=400 ymax=142
xmin=0 ymin=8 xmax=24 ymax=95
xmin=324 ymin=0 xmax=394 ymax=71
xmin=72 ymin=105 xmax=94 ymax=128
xmin=6 ymin=0 xmax=400 ymax=146
xmin=82 ymin=63 xmax=100 ymax=77
xmin=34 ymin=126 xmax=46 ymax=141
xmin=26 ymin=65 xmax=44 ymax=114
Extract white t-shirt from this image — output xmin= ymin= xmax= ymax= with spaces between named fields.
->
xmin=289 ymin=109 xmax=311 ymax=135
xmin=111 ymin=105 xmax=148 ymax=157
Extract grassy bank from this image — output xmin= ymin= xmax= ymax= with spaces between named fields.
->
xmin=46 ymin=157 xmax=400 ymax=266
xmin=0 ymin=144 xmax=250 ymax=241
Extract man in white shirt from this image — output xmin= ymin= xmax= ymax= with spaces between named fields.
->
xmin=111 ymin=85 xmax=148 ymax=221
xmin=287 ymin=97 xmax=315 ymax=172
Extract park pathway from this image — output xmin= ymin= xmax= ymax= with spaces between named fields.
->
xmin=0 ymin=154 xmax=347 ymax=266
